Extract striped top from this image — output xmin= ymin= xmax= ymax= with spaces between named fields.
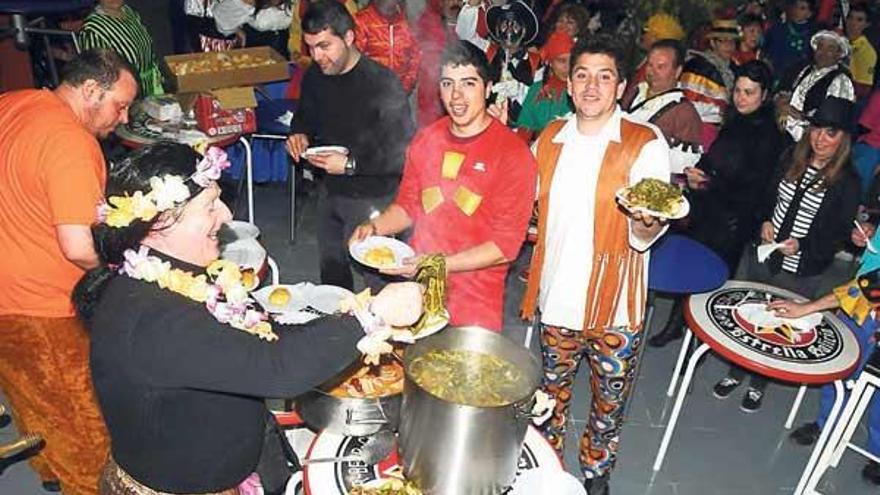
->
xmin=771 ymin=166 xmax=827 ymax=273
xmin=79 ymin=5 xmax=164 ymax=97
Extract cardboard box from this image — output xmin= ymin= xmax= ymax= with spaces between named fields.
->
xmin=194 ymin=90 xmax=257 ymax=136
xmin=165 ymin=46 xmax=289 ymax=94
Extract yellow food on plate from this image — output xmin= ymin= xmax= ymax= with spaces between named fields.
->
xmin=621 ymin=178 xmax=683 ymax=216
xmin=268 ymin=287 xmax=291 ymax=306
xmin=350 ymin=478 xmax=422 ymax=495
xmin=240 ymin=269 xmax=257 ymax=290
xmin=364 ymin=246 xmax=396 ymax=267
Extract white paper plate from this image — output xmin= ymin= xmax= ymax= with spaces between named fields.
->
xmin=735 ymin=302 xmax=823 ymax=332
xmin=308 ymin=285 xmax=354 ymax=314
xmin=349 ymin=236 xmax=415 ymax=270
xmin=225 ymin=220 xmax=260 ymax=241
xmin=302 ymin=145 xmax=349 ymax=158
xmin=220 ymin=239 xmax=266 ymax=272
xmin=509 ymin=468 xmax=585 ymax=495
xmin=409 ymin=310 xmax=450 ymax=340
xmin=252 ymin=284 xmax=310 ymax=313
xmin=615 ymin=187 xmax=690 ymax=220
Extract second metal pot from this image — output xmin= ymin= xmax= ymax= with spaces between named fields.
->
xmin=295 ymin=388 xmax=400 ymax=437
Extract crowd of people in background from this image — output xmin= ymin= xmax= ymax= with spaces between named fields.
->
xmin=9 ymin=0 xmax=880 ymax=494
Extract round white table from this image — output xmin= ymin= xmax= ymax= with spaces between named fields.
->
xmin=303 ymin=426 xmax=562 ymax=494
xmin=653 ymin=281 xmax=860 ymax=495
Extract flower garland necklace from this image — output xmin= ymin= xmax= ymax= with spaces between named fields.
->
xmin=120 ymin=246 xmax=278 ymax=341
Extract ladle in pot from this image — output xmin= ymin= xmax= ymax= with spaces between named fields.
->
xmin=303 ymin=430 xmax=395 ymax=466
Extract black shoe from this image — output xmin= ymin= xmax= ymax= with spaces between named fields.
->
xmin=41 ymin=481 xmax=61 ymax=493
xmin=583 ymin=473 xmax=610 ymax=495
xmin=740 ymin=387 xmax=764 ymax=413
xmin=862 ymin=461 xmax=880 ymax=485
xmin=712 ymin=377 xmax=740 ymax=399
xmin=648 ymin=325 xmax=684 ymax=348
xmin=789 ymin=422 xmax=821 ymax=446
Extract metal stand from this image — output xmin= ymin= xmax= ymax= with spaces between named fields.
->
xmin=793 ymin=381 xmax=844 ymax=495
xmin=0 ymin=14 xmax=80 ymax=87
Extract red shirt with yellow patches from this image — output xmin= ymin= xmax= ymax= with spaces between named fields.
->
xmin=395 ymin=117 xmax=537 ymax=330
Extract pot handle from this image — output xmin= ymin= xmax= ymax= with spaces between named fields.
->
xmin=513 ymin=390 xmax=555 ymax=426
xmin=346 ymin=405 xmax=390 ymax=426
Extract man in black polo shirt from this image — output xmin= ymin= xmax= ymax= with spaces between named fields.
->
xmin=287 ymin=0 xmax=414 ymax=290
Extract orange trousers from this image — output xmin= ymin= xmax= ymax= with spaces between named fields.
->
xmin=0 ymin=315 xmax=109 ymax=495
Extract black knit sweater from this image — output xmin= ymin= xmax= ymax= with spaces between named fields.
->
xmin=88 ymin=253 xmax=362 ymax=492
xmin=290 ymin=56 xmax=414 ymax=198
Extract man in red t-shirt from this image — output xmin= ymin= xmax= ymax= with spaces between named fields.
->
xmin=350 ymin=41 xmax=537 ymax=331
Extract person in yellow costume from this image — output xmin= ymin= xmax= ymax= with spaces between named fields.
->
xmin=846 ymin=2 xmax=876 ymax=100
xmin=628 ymin=12 xmax=685 ymax=92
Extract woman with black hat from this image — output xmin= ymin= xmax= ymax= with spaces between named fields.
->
xmin=712 ymin=96 xmax=861 ymax=413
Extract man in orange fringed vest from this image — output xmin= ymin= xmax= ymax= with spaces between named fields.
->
xmin=521 ymin=34 xmax=671 ymax=495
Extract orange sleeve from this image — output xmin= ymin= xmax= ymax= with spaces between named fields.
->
xmin=401 ymin=28 xmax=421 ymax=92
xmin=42 ymin=129 xmax=106 ymax=225
xmin=354 ymin=13 xmax=368 ymax=53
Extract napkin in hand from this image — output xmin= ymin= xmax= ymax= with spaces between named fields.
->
xmin=737 ymin=303 xmax=823 ymax=331
xmin=757 ymin=242 xmax=785 ymax=263
xmin=275 ymin=111 xmax=294 ymax=127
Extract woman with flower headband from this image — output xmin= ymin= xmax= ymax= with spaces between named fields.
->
xmin=73 ymin=142 xmax=421 ymax=494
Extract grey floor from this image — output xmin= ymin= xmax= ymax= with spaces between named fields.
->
xmin=1 ymin=181 xmax=877 ymax=495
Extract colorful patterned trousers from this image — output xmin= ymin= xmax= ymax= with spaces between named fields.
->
xmin=538 ymin=323 xmax=642 ymax=479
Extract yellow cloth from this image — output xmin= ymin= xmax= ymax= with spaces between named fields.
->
xmin=452 ymin=185 xmax=482 ymax=216
xmin=441 ymin=151 xmax=465 ymax=179
xmin=850 ymin=35 xmax=877 ymax=87
xmin=421 ymin=186 xmax=444 ymax=214
xmin=833 ymin=278 xmax=874 ymax=325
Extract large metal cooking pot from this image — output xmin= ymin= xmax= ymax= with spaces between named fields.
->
xmin=295 ymin=358 xmax=401 ymax=437
xmin=399 ymin=326 xmax=541 ymax=495
xmin=296 ymin=389 xmax=400 ymax=437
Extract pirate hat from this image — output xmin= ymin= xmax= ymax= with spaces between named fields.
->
xmin=806 ymin=97 xmax=856 ymax=133
xmin=487 ymin=0 xmax=539 ymax=46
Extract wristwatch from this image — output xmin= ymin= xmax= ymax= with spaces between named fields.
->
xmin=344 ymin=155 xmax=357 ymax=176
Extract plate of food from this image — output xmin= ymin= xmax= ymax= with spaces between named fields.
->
xmin=350 ymin=478 xmax=422 ymax=495
xmin=408 ymin=309 xmax=450 ymax=339
xmin=616 ymin=178 xmax=690 ymax=220
xmin=252 ymin=284 xmax=309 ymax=313
xmin=308 ymin=284 xmax=354 ymax=315
xmin=220 ymin=239 xmax=266 ymax=273
xmin=302 ymin=145 xmax=349 ymax=159
xmin=326 ymin=355 xmax=405 ymax=399
xmin=350 ymin=236 xmax=415 ymax=270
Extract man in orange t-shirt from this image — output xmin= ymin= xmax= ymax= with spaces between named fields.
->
xmin=0 ymin=49 xmax=136 ymax=495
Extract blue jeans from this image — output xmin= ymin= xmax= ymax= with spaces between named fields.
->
xmin=853 ymin=142 xmax=880 ymax=200
xmin=815 ymin=313 xmax=880 ymax=456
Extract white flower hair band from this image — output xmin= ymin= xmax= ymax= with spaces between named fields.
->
xmin=97 ymin=146 xmax=231 ymax=228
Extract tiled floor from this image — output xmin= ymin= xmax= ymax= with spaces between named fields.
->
xmin=1 ymin=181 xmax=877 ymax=494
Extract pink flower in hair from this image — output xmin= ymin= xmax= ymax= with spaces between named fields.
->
xmin=96 ymin=202 xmax=110 ymax=223
xmin=192 ymin=146 xmax=231 ymax=187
